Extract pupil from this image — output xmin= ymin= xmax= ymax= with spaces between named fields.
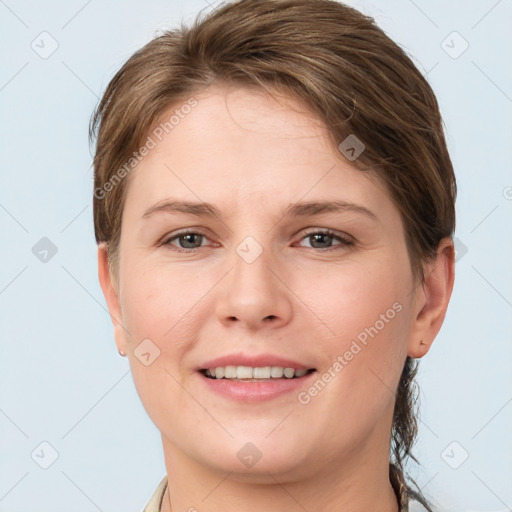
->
xmin=311 ymin=233 xmax=331 ymax=248
xmin=181 ymin=234 xmax=201 ymax=248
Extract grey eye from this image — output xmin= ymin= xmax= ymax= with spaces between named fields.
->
xmin=175 ymin=233 xmax=204 ymax=249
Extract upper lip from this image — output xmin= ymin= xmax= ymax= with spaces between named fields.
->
xmin=198 ymin=353 xmax=315 ymax=371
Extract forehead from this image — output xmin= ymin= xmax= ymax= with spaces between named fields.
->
xmin=150 ymin=84 xmax=333 ymax=169
xmin=165 ymin=82 xmax=326 ymax=137
xmin=122 ymin=84 xmax=392 ymax=221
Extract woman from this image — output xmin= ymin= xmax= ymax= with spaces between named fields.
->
xmin=90 ymin=1 xmax=456 ymax=510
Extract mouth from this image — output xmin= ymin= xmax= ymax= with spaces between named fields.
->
xmin=199 ymin=366 xmax=317 ymax=381
xmin=197 ymin=365 xmax=318 ymax=401
xmin=195 ymin=354 xmax=318 ymax=401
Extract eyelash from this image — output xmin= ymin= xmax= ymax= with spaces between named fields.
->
xmin=159 ymin=228 xmax=354 ymax=253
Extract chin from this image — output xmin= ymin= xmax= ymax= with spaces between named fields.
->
xmin=198 ymin=437 xmax=314 ymax=480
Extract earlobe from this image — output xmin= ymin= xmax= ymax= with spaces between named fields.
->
xmin=97 ymin=244 xmax=128 ymax=355
xmin=407 ymin=237 xmax=455 ymax=359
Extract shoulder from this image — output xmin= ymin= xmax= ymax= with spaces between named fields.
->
xmin=142 ymin=476 xmax=168 ymax=512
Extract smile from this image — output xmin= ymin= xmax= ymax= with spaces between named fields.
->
xmin=197 ymin=366 xmax=318 ymax=402
xmin=201 ymin=365 xmax=315 ymax=380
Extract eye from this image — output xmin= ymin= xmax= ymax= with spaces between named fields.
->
xmin=160 ymin=230 xmax=212 ymax=252
xmin=159 ymin=228 xmax=354 ymax=253
xmin=297 ymin=229 xmax=354 ymax=250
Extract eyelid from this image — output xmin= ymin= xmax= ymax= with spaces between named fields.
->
xmin=300 ymin=227 xmax=354 ymax=241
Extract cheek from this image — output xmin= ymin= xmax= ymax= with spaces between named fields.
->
xmin=117 ymin=262 xmax=212 ymax=433
xmin=118 ymin=254 xmax=219 ymax=359
xmin=297 ymin=253 xmax=410 ymax=343
xmin=295 ymin=257 xmax=411 ymax=408
xmin=117 ymin=233 xmax=261 ymax=430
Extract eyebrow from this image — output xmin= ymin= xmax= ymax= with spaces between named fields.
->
xmin=142 ymin=199 xmax=377 ymax=220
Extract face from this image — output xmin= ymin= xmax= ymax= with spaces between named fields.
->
xmin=101 ymin=84 xmax=434 ymax=481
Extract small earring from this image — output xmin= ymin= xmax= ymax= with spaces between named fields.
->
xmin=118 ymin=349 xmax=126 ymax=357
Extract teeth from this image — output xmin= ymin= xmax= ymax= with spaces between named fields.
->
xmin=253 ymin=366 xmax=271 ymax=378
xmin=205 ymin=365 xmax=310 ymax=380
xmin=270 ymin=366 xmax=284 ymax=378
xmin=283 ymin=367 xmax=295 ymax=378
xmin=224 ymin=365 xmax=237 ymax=379
xmin=237 ymin=365 xmax=254 ymax=379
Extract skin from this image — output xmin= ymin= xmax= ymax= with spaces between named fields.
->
xmin=98 ymin=84 xmax=455 ymax=512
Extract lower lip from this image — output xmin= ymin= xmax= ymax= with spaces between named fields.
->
xmin=197 ymin=371 xmax=317 ymax=402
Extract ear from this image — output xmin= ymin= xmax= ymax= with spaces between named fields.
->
xmin=98 ymin=243 xmax=128 ymax=355
xmin=407 ymin=237 xmax=455 ymax=358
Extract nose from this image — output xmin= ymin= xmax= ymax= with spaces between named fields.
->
xmin=215 ymin=242 xmax=293 ymax=331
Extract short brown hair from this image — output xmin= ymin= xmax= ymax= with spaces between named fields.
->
xmin=90 ymin=0 xmax=456 ymax=507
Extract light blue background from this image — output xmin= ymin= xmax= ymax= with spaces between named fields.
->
xmin=1 ymin=1 xmax=511 ymax=511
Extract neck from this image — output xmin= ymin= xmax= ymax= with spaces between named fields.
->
xmin=159 ymin=437 xmax=399 ymax=512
